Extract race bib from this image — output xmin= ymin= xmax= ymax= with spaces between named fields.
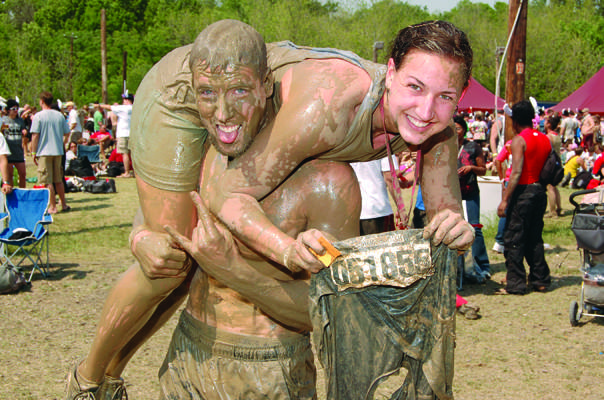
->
xmin=330 ymin=229 xmax=433 ymax=291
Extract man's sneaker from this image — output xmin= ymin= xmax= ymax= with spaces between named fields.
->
xmin=65 ymin=363 xmax=99 ymax=400
xmin=492 ymin=242 xmax=504 ymax=254
xmin=96 ymin=376 xmax=128 ymax=400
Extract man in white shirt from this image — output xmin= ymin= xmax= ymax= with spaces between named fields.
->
xmin=350 ymin=156 xmax=398 ymax=235
xmin=97 ymin=93 xmax=133 ymax=177
xmin=65 ymin=101 xmax=82 ymax=145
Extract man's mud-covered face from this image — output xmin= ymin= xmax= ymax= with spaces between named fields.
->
xmin=386 ymin=49 xmax=465 ymax=146
xmin=194 ymin=64 xmax=267 ymax=158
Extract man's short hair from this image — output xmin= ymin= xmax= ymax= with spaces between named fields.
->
xmin=189 ymin=20 xmax=267 ymax=79
xmin=39 ymin=91 xmax=53 ymax=107
xmin=511 ymin=100 xmax=535 ymax=127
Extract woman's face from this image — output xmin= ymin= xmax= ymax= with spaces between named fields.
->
xmin=386 ymin=49 xmax=466 ymax=146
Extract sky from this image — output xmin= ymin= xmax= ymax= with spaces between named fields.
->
xmin=402 ymin=0 xmax=501 ymax=13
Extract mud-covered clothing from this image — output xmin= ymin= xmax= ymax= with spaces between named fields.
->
xmin=159 ymin=311 xmax=316 ymax=400
xmin=457 ymin=140 xmax=482 ymax=200
xmin=130 ymin=41 xmax=414 ymax=192
xmin=1 ymin=116 xmax=26 ymax=163
xmin=310 ymin=230 xmax=457 ymax=400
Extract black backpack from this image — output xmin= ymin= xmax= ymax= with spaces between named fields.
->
xmin=539 ymin=149 xmax=564 ymax=186
xmin=67 ymin=156 xmax=95 ymax=178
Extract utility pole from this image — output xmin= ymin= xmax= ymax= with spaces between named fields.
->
xmin=122 ymin=51 xmax=128 ymax=95
xmin=504 ymin=0 xmax=527 ymax=141
xmin=101 ymin=9 xmax=108 ymax=104
xmin=373 ymin=41 xmax=384 ymax=63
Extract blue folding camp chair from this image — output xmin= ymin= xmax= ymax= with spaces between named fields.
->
xmin=0 ymin=188 xmax=53 ymax=282
xmin=77 ymin=144 xmax=102 ymax=164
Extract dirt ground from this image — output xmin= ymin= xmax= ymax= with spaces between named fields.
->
xmin=1 ymin=181 xmax=603 ymax=399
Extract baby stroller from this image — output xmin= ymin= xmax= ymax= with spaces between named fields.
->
xmin=569 ymin=189 xmax=604 ymax=326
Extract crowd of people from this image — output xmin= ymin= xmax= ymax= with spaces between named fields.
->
xmin=0 ymin=93 xmax=134 ymax=189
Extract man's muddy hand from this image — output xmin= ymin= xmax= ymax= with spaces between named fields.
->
xmin=130 ymin=224 xmax=190 ymax=279
xmin=165 ymin=191 xmax=236 ymax=269
xmin=423 ymin=209 xmax=474 ymax=251
xmin=283 ymin=229 xmax=334 ymax=273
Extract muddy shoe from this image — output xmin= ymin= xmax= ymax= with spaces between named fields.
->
xmin=457 ymin=303 xmax=481 ymax=320
xmin=65 ymin=364 xmax=100 ymax=400
xmin=96 ymin=376 xmax=128 ymax=400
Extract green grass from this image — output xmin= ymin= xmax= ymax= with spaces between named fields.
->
xmin=1 ymin=161 xmax=603 ymax=399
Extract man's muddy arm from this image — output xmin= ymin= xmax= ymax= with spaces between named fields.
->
xmin=133 ymin=177 xmax=195 ymax=279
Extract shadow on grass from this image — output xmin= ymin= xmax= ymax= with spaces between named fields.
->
xmin=51 ymin=223 xmax=132 ymax=236
xmin=67 ymin=204 xmax=112 ymax=212
xmin=459 ymin=260 xmax=583 ymax=296
xmin=66 ymin=197 xmax=107 ymax=204
xmin=27 ymin=262 xmax=92 ymax=282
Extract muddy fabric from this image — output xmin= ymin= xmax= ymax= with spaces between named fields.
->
xmin=129 ymin=45 xmax=207 ymax=192
xmin=310 ymin=229 xmax=457 ymax=400
xmin=159 ymin=311 xmax=317 ymax=400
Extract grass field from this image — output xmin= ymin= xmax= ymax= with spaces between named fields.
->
xmin=0 ymin=161 xmax=603 ymax=399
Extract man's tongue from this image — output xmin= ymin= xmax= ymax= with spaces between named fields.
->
xmin=218 ymin=125 xmax=239 ymax=144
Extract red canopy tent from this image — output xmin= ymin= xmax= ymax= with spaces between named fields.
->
xmin=549 ymin=66 xmax=604 ymax=116
xmin=457 ymin=77 xmax=505 ymax=113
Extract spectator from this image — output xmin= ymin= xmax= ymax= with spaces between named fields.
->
xmin=496 ymin=100 xmax=551 ymax=295
xmin=469 ymin=110 xmax=488 ymax=144
xmin=0 ymin=127 xmax=13 ymax=194
xmin=93 ymin=104 xmax=104 ymax=132
xmin=65 ymin=141 xmax=78 ymax=171
xmin=30 ymin=91 xmax=71 ymax=214
xmin=1 ymin=99 xmax=27 ymax=187
xmin=88 ymin=123 xmax=114 ymax=159
xmin=350 ymin=156 xmax=397 ymax=235
xmin=560 ymin=109 xmax=579 ymax=144
xmin=545 ymin=115 xmax=562 ymax=217
xmin=455 ymin=115 xmax=490 ymax=281
xmin=65 ymin=101 xmax=83 ymax=145
xmin=560 ymin=147 xmax=586 ymax=187
xmin=97 ymin=94 xmax=133 ymax=178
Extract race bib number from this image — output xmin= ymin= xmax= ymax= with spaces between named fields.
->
xmin=330 ymin=229 xmax=433 ymax=291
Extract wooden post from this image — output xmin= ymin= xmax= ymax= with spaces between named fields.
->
xmin=122 ymin=51 xmax=128 ymax=95
xmin=504 ymin=0 xmax=527 ymax=141
xmin=101 ymin=9 xmax=108 ymax=104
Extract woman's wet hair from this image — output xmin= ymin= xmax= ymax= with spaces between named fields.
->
xmin=190 ymin=20 xmax=267 ymax=79
xmin=511 ymin=100 xmax=535 ymax=127
xmin=390 ymin=20 xmax=473 ymax=89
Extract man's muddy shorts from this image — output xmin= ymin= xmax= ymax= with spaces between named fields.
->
xmin=129 ymin=45 xmax=207 ymax=192
xmin=37 ymin=155 xmax=63 ymax=184
xmin=310 ymin=230 xmax=458 ymax=400
xmin=159 ymin=310 xmax=317 ymax=400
